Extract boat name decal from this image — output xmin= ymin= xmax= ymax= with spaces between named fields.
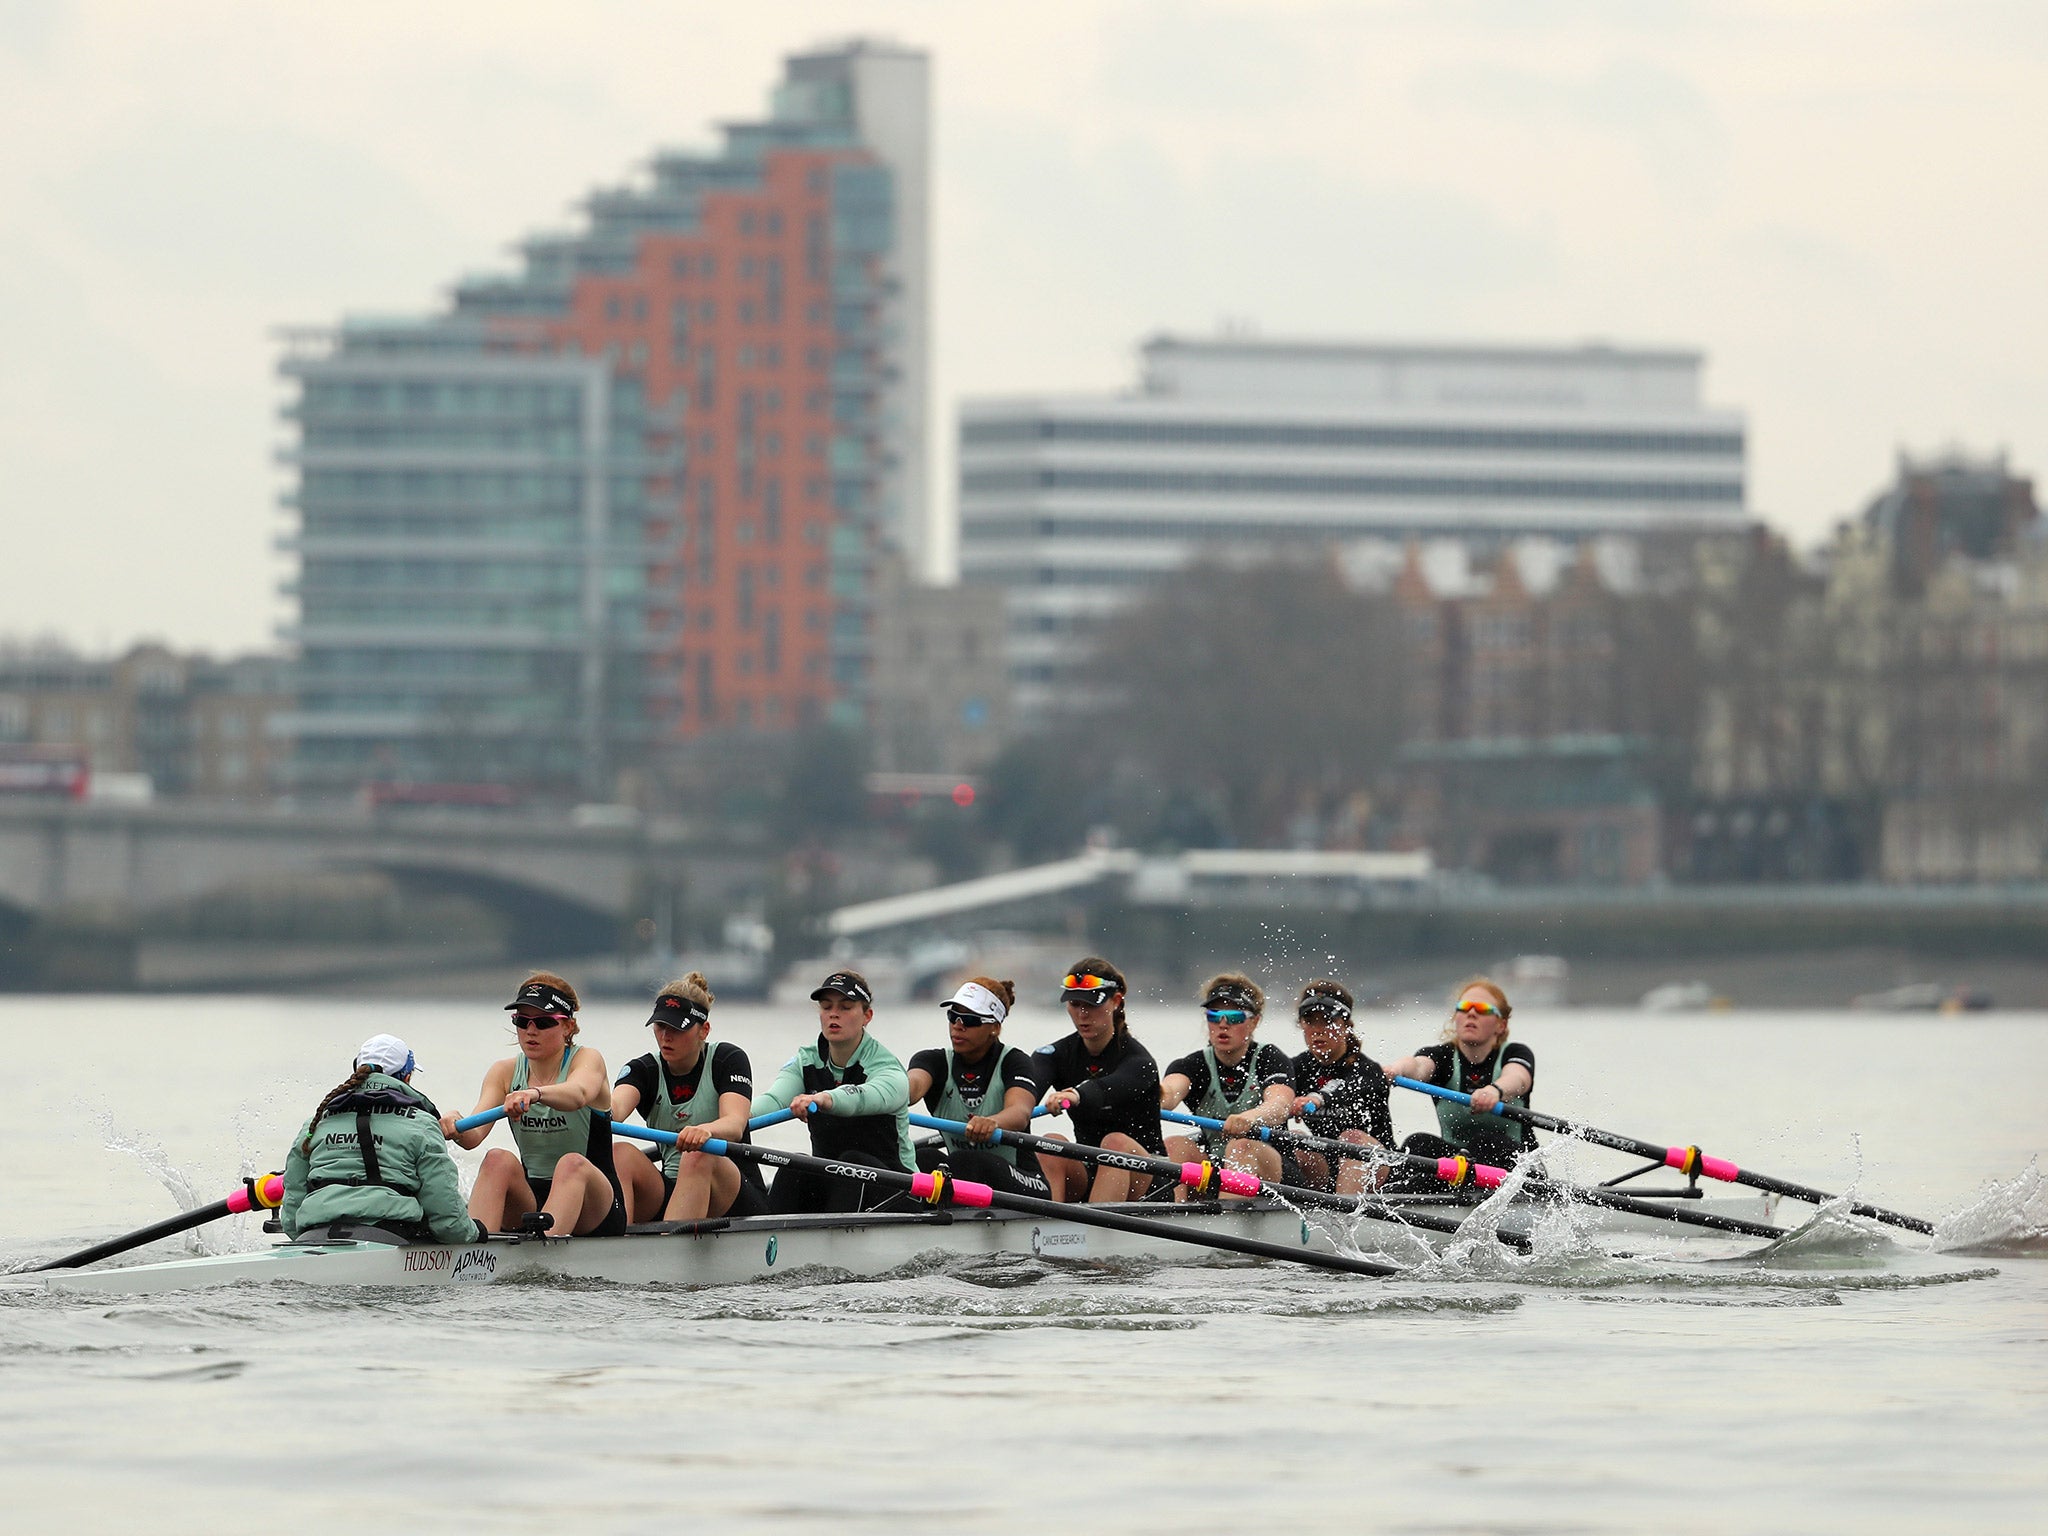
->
xmin=452 ymin=1247 xmax=497 ymax=1283
xmin=1030 ymin=1226 xmax=1088 ymax=1258
xmin=402 ymin=1248 xmax=451 ymax=1273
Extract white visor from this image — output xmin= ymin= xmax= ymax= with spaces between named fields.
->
xmin=945 ymin=982 xmax=1008 ymax=1024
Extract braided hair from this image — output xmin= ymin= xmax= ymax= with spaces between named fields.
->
xmin=300 ymin=1064 xmax=376 ymax=1157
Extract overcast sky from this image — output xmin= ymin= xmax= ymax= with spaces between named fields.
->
xmin=2 ymin=1 xmax=2042 ymax=653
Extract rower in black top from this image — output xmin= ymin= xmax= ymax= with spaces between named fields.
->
xmin=1031 ymin=956 xmax=1165 ymax=1203
xmin=906 ymin=976 xmax=1050 ymax=1199
xmin=1160 ymin=971 xmax=1294 ymax=1201
xmin=1383 ymin=975 xmax=1536 ymax=1180
xmin=610 ymin=971 xmax=768 ymax=1223
xmin=1285 ymin=978 xmax=1394 ymax=1197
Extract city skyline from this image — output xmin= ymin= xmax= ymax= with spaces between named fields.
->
xmin=2 ymin=2 xmax=2044 ymax=652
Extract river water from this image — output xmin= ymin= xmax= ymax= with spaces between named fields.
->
xmin=3 ymin=995 xmax=2043 ymax=1534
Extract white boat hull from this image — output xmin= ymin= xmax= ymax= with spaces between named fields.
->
xmin=16 ymin=1192 xmax=1782 ymax=1298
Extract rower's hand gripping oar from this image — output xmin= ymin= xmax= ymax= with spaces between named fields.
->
xmin=30 ymin=1174 xmax=286 ymax=1273
xmin=1163 ymin=1107 xmax=1785 ymax=1241
xmin=1391 ymin=1076 xmax=1932 ymax=1236
xmin=910 ymin=1113 xmax=1531 ymax=1252
xmin=609 ymin=1122 xmax=1399 ymax=1278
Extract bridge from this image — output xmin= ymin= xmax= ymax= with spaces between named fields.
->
xmin=0 ymin=799 xmax=759 ymax=956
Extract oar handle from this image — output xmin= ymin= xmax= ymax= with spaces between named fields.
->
xmin=610 ymin=1111 xmax=794 ymax=1148
xmin=1158 ymin=1107 xmax=1283 ymax=1142
xmin=453 ymin=1107 xmax=508 ymax=1132
xmin=1391 ymin=1075 xmax=1508 ymax=1115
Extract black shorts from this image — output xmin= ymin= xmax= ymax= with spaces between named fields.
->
xmin=657 ymin=1165 xmax=771 ymax=1220
xmin=525 ymin=1172 xmax=629 ymax=1237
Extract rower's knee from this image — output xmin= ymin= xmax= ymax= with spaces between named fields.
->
xmin=479 ymin=1148 xmax=522 ymax=1179
xmin=680 ymin=1150 xmax=718 ymax=1176
xmin=550 ymin=1153 xmax=594 ymax=1183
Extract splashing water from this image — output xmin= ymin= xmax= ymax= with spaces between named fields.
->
xmin=1931 ymin=1157 xmax=2048 ymax=1256
xmin=88 ymin=1112 xmax=264 ymax=1259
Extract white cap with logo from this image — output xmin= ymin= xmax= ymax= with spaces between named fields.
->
xmin=354 ymin=1033 xmax=417 ymax=1078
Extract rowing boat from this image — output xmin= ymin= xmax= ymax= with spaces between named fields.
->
xmin=14 ymin=1188 xmax=1781 ymax=1298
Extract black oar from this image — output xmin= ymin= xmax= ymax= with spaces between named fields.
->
xmin=909 ymin=1112 xmax=1531 ymax=1252
xmin=31 ymin=1174 xmax=286 ymax=1272
xmin=611 ymin=1123 xmax=1399 ymax=1278
xmin=1162 ymin=1108 xmax=1786 ymax=1241
xmin=1393 ymin=1077 xmax=1933 ymax=1235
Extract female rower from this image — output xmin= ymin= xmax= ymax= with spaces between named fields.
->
xmin=439 ymin=972 xmax=627 ymax=1236
xmin=1029 ymin=957 xmax=1164 ymax=1204
xmin=1159 ymin=973 xmax=1292 ymax=1200
xmin=905 ymin=977 xmax=1050 ymax=1198
xmin=282 ymin=1034 xmax=483 ymax=1245
xmin=1285 ymin=979 xmax=1394 ymax=1197
xmin=750 ymin=969 xmax=915 ymax=1213
xmin=1382 ymin=975 xmax=1535 ymax=1174
xmin=610 ymin=973 xmax=768 ymax=1223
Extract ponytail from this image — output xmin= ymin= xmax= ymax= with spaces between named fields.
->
xmin=301 ymin=1064 xmax=375 ymax=1157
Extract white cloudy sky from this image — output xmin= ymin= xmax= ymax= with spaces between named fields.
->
xmin=1 ymin=1 xmax=2042 ymax=652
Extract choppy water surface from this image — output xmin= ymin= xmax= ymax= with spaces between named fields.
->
xmin=4 ymin=997 xmax=2044 ymax=1534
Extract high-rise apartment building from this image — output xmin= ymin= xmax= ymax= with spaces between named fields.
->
xmin=960 ymin=335 xmax=1747 ymax=717
xmin=279 ymin=42 xmax=930 ymax=794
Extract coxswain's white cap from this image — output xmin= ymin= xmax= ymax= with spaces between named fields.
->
xmin=944 ymin=981 xmax=1009 ymax=1025
xmin=355 ymin=1033 xmax=417 ymax=1078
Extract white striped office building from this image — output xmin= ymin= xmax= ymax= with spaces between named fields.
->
xmin=959 ymin=335 xmax=1748 ymax=717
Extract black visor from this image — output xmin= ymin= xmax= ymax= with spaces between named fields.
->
xmin=1204 ymin=983 xmax=1260 ymax=1014
xmin=648 ymin=994 xmax=710 ymax=1029
xmin=505 ymin=980 xmax=576 ymax=1016
xmin=1299 ymin=996 xmax=1353 ymax=1023
xmin=809 ymin=971 xmax=873 ymax=1006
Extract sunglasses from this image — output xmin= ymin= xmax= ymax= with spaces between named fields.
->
xmin=1454 ymin=1001 xmax=1504 ymax=1019
xmin=946 ymin=1008 xmax=998 ymax=1028
xmin=513 ymin=1013 xmax=567 ymax=1031
xmin=1062 ymin=974 xmax=1118 ymax=993
xmin=1204 ymin=1008 xmax=1254 ymax=1026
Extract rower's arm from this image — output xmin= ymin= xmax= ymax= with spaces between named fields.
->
xmin=750 ymin=1056 xmax=804 ymax=1117
xmin=1490 ymin=1062 xmax=1532 ymax=1101
xmin=1251 ymin=1080 xmax=1294 ymax=1128
xmin=827 ymin=1053 xmax=909 ymax=1116
xmin=538 ymin=1047 xmax=610 ymax=1112
xmin=610 ymin=1081 xmax=644 ymax=1121
xmin=905 ymin=1066 xmax=935 ymax=1103
xmin=990 ymin=1083 xmax=1037 ymax=1134
xmin=1158 ymin=1072 xmax=1192 ymax=1111
xmin=280 ymin=1126 xmax=312 ymax=1237
xmin=446 ymin=1061 xmax=513 ymax=1148
xmin=1383 ymin=1054 xmax=1433 ymax=1083
xmin=704 ymin=1090 xmax=752 ymax=1142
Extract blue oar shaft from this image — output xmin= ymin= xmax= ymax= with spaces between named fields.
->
xmin=454 ymin=1107 xmax=791 ymax=1136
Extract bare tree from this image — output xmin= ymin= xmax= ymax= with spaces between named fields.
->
xmin=1082 ymin=555 xmax=1407 ymax=846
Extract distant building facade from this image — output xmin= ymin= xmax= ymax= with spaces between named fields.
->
xmin=0 ymin=644 xmax=289 ymax=799
xmin=961 ymin=335 xmax=1748 ymax=717
xmin=280 ymin=42 xmax=930 ymax=795
xmin=1359 ymin=540 xmax=1664 ymax=885
xmin=1685 ymin=453 xmax=2047 ymax=884
xmin=866 ymin=558 xmax=1010 ymax=776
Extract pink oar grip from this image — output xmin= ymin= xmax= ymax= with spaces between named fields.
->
xmin=1216 ymin=1167 xmax=1263 ymax=1197
xmin=1471 ymin=1164 xmax=1506 ymax=1190
xmin=1435 ymin=1157 xmax=1463 ymax=1184
xmin=1698 ymin=1154 xmax=1740 ymax=1182
xmin=224 ymin=1186 xmax=253 ymax=1214
xmin=910 ymin=1172 xmax=940 ymax=1201
xmin=949 ymin=1179 xmax=994 ymax=1208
